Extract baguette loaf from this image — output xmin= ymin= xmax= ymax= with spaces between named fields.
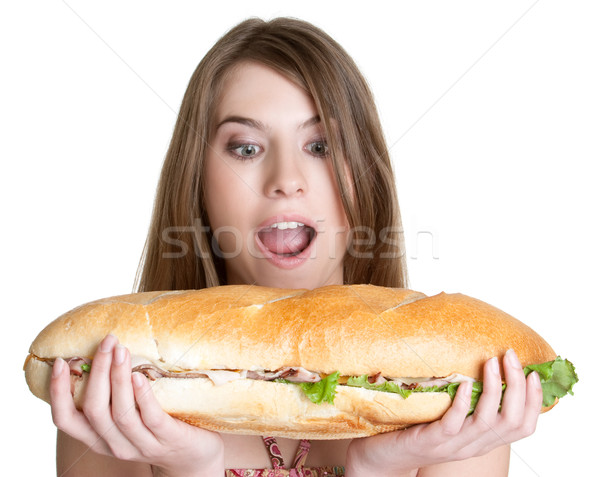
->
xmin=24 ymin=284 xmax=557 ymax=439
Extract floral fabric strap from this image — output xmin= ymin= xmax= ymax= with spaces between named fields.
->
xmin=290 ymin=438 xmax=311 ymax=468
xmin=262 ymin=436 xmax=286 ymax=469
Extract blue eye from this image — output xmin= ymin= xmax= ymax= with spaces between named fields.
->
xmin=229 ymin=144 xmax=261 ymax=159
xmin=307 ymin=141 xmax=329 ymax=157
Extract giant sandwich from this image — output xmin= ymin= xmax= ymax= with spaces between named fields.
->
xmin=24 ymin=285 xmax=577 ymax=439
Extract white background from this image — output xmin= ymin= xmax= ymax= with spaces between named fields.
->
xmin=2 ymin=1 xmax=598 ymax=475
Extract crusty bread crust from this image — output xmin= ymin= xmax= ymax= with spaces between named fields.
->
xmin=27 ymin=285 xmax=556 ymax=377
xmin=24 ymin=285 xmax=558 ymax=437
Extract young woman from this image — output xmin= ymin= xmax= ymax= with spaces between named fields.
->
xmin=50 ymin=17 xmax=542 ymax=476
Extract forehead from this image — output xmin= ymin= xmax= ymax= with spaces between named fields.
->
xmin=214 ymin=61 xmax=317 ymax=121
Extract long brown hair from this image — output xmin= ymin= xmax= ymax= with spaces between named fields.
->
xmin=134 ymin=17 xmax=408 ymax=292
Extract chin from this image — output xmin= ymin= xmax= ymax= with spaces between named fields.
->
xmin=254 ymin=269 xmax=343 ymax=290
xmin=226 ymin=257 xmax=344 ymax=289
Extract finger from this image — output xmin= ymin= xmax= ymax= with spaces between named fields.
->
xmin=433 ymin=380 xmax=473 ymax=440
xmin=110 ymin=345 xmax=136 ymax=423
xmin=49 ymin=357 xmax=110 ymax=455
xmin=499 ymin=349 xmax=526 ymax=429
xmin=82 ymin=335 xmax=137 ymax=457
xmin=110 ymin=346 xmax=157 ymax=448
xmin=84 ymin=334 xmax=118 ymax=416
xmin=132 ymin=372 xmax=177 ymax=444
xmin=468 ymin=357 xmax=503 ymax=431
xmin=520 ymin=370 xmax=543 ymax=436
xmin=442 ymin=357 xmax=504 ymax=456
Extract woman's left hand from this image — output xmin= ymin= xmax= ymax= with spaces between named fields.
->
xmin=345 ymin=350 xmax=543 ymax=476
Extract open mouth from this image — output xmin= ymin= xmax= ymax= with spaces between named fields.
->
xmin=257 ymin=221 xmax=316 ymax=257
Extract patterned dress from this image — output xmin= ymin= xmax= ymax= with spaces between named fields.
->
xmin=225 ymin=437 xmax=345 ymax=476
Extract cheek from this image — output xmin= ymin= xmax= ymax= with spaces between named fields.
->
xmin=204 ymin=182 xmax=224 ymax=230
xmin=204 ymin=156 xmax=239 ymax=226
xmin=204 ymin=159 xmax=254 ymax=253
xmin=205 ymin=197 xmax=247 ymax=256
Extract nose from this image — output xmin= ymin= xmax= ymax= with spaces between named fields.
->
xmin=262 ymin=145 xmax=308 ymax=198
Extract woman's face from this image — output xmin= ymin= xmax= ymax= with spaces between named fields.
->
xmin=204 ymin=61 xmax=350 ymax=289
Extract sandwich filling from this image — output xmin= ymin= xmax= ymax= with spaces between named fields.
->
xmin=35 ymin=355 xmax=577 ymax=413
xmin=52 ymin=356 xmax=470 ymax=389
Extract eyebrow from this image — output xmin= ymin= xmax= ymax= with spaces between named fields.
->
xmin=215 ymin=115 xmax=321 ymax=132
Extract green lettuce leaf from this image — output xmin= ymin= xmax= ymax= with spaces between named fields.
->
xmin=296 ymin=371 xmax=340 ymax=404
xmin=444 ymin=381 xmax=488 ymax=414
xmin=524 ymin=357 xmax=578 ymax=407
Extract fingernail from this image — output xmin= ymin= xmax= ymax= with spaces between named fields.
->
xmin=132 ymin=372 xmax=145 ymax=388
xmin=490 ymin=357 xmax=500 ymax=375
xmin=100 ymin=334 xmax=116 ymax=353
xmin=530 ymin=370 xmax=541 ymax=388
xmin=52 ymin=357 xmax=64 ymax=378
xmin=506 ymin=349 xmax=521 ymax=369
xmin=114 ymin=345 xmax=126 ymax=365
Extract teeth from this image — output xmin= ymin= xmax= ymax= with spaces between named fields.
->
xmin=270 ymin=221 xmax=305 ymax=230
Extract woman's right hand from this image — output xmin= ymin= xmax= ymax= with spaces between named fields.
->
xmin=50 ymin=334 xmax=225 ymax=477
